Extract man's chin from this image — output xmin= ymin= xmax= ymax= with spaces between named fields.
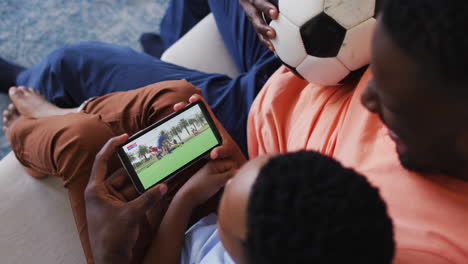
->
xmin=395 ymin=140 xmax=462 ymax=177
xmin=395 ymin=142 xmax=424 ymax=172
xmin=397 ymin=152 xmax=421 ymax=172
xmin=397 ymin=151 xmax=443 ymax=174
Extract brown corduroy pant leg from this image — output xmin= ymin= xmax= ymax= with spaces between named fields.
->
xmin=9 ymin=80 xmax=203 ymax=264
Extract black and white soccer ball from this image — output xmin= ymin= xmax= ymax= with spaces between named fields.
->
xmin=265 ymin=0 xmax=381 ymax=86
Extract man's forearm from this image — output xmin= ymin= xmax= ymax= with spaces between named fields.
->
xmin=143 ymin=192 xmax=195 ymax=264
xmin=94 ymin=251 xmax=131 ymax=264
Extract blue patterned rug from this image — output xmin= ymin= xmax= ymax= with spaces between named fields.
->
xmin=0 ymin=0 xmax=168 ymax=160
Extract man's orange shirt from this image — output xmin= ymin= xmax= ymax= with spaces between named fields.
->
xmin=247 ymin=66 xmax=468 ymax=263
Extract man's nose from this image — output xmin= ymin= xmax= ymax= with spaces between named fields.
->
xmin=361 ymin=85 xmax=379 ymax=113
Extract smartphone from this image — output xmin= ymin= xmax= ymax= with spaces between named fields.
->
xmin=118 ymin=101 xmax=222 ymax=193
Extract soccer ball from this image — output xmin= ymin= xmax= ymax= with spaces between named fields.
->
xmin=265 ymin=0 xmax=381 ymax=85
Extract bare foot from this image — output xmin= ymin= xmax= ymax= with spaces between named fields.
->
xmin=8 ymin=86 xmax=78 ymax=118
xmin=2 ymin=103 xmax=48 ymax=179
xmin=2 ymin=103 xmax=22 ymax=143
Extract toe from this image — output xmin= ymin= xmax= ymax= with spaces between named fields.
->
xmin=10 ymin=86 xmax=24 ymax=98
xmin=19 ymin=86 xmax=30 ymax=94
xmin=8 ymin=86 xmax=17 ymax=95
xmin=28 ymin=87 xmax=38 ymax=94
xmin=8 ymin=104 xmax=15 ymax=112
xmin=3 ymin=113 xmax=11 ymax=125
xmin=8 ymin=103 xmax=18 ymax=115
xmin=17 ymin=86 xmax=27 ymax=94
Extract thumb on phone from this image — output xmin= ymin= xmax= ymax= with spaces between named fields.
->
xmin=214 ymin=169 xmax=235 ymax=188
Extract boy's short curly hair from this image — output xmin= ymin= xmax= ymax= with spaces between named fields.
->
xmin=245 ymin=151 xmax=395 ymax=264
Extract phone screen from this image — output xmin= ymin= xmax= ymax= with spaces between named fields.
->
xmin=119 ymin=102 xmax=221 ymax=191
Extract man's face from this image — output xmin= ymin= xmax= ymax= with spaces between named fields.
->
xmin=361 ymin=18 xmax=466 ymax=176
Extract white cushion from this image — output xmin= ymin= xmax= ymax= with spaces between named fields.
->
xmin=161 ymin=13 xmax=240 ymax=79
xmin=0 ymin=153 xmax=85 ymax=264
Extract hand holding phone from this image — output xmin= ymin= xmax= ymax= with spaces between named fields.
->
xmin=173 ymin=94 xmax=247 ymax=165
xmin=118 ymin=101 xmax=223 ymax=193
xmin=86 ymin=134 xmax=167 ymax=263
xmin=177 ymin=159 xmax=236 ymax=207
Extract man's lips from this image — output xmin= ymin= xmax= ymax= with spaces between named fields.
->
xmin=378 ymin=114 xmax=405 ymax=147
xmin=388 ymin=129 xmax=400 ymax=142
xmin=387 ymin=129 xmax=409 ymax=152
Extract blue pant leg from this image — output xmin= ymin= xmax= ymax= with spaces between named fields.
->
xmin=207 ymin=0 xmax=280 ymax=75
xmin=160 ymin=0 xmax=280 ymax=76
xmin=17 ymin=42 xmax=184 ymax=107
xmin=16 ymin=42 xmax=256 ymax=155
xmin=160 ymin=0 xmax=281 ymax=110
xmin=159 ymin=0 xmax=210 ymax=49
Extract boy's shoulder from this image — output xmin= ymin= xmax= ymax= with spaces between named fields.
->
xmin=181 ymin=214 xmax=234 ymax=264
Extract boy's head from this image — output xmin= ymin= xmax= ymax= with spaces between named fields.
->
xmin=361 ymin=0 xmax=468 ymax=178
xmin=217 ymin=151 xmax=395 ymax=264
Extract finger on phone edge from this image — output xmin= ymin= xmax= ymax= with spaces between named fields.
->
xmin=91 ymin=134 xmax=128 ymax=183
xmin=189 ymin=94 xmax=219 ymax=119
xmin=211 ymin=146 xmax=228 ymax=160
xmin=173 ymin=102 xmax=188 ymax=112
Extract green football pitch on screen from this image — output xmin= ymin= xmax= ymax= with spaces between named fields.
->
xmin=137 ymin=129 xmax=218 ymax=189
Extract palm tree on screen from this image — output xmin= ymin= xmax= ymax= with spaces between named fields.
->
xmin=170 ymin=126 xmax=182 ymax=141
xmin=178 ymin=118 xmax=190 ymax=135
xmin=128 ymin=152 xmax=137 ymax=163
xmin=188 ymin=118 xmax=197 ymax=130
xmin=195 ymin=113 xmax=207 ymax=126
xmin=137 ymin=145 xmax=149 ymax=161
